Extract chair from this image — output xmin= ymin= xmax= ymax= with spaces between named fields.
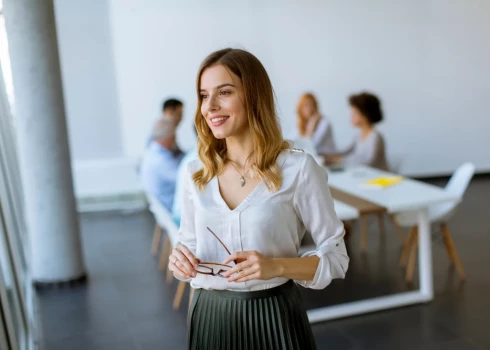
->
xmin=396 ymin=162 xmax=475 ymax=282
xmin=147 ymin=195 xmax=189 ymax=310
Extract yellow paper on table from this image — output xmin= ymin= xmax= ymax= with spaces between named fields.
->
xmin=361 ymin=176 xmax=404 ymax=189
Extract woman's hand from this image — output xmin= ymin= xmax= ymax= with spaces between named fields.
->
xmin=168 ymin=245 xmax=200 ymax=279
xmin=222 ymin=251 xmax=283 ymax=283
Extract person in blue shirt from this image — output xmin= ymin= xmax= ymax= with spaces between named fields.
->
xmin=140 ymin=117 xmax=184 ymax=212
xmin=146 ymin=98 xmax=184 ymax=147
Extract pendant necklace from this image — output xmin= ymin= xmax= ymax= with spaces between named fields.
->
xmin=228 ymin=151 xmax=254 ymax=187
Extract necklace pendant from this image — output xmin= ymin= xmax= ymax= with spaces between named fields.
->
xmin=239 ymin=176 xmax=246 ymax=187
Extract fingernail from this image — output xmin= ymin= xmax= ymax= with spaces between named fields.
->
xmin=192 ymin=272 xmax=196 ymax=277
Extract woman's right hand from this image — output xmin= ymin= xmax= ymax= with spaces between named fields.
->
xmin=168 ymin=245 xmax=200 ymax=279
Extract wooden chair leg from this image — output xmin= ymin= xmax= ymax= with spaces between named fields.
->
xmin=151 ymin=224 xmax=163 ymax=256
xmin=441 ymin=223 xmax=466 ymax=280
xmin=400 ymin=226 xmax=417 ymax=267
xmin=406 ymin=230 xmax=419 ymax=282
xmin=159 ymin=235 xmax=171 ymax=271
xmin=441 ymin=224 xmax=455 ymax=264
xmin=166 ymin=263 xmax=174 ymax=284
xmin=377 ymin=213 xmax=386 ymax=235
xmin=173 ymin=281 xmax=187 ymax=310
xmin=360 ymin=215 xmax=369 ymax=252
xmin=389 ymin=214 xmax=406 ymax=242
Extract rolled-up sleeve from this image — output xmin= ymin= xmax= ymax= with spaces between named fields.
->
xmin=293 ymin=154 xmax=349 ymax=289
xmin=174 ymin=164 xmax=197 ymax=282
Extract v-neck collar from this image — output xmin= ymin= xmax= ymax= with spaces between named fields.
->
xmin=212 ymin=150 xmax=292 ymax=213
xmin=213 ymin=177 xmax=265 ymax=212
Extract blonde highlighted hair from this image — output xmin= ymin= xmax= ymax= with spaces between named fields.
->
xmin=192 ymin=48 xmax=290 ymax=192
xmin=296 ymin=93 xmax=319 ymax=136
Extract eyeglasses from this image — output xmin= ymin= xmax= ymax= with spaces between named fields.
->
xmin=196 ymin=227 xmax=236 ymax=278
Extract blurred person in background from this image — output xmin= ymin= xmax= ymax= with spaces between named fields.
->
xmin=140 ymin=118 xmax=184 ymax=211
xmin=146 ymin=98 xmax=184 ymax=147
xmin=324 ymin=92 xmax=388 ymax=171
xmin=295 ymin=92 xmax=336 ymax=155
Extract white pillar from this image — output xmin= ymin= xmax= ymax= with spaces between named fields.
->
xmin=3 ymin=0 xmax=86 ymax=285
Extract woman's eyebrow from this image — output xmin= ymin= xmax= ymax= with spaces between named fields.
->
xmin=200 ymin=83 xmax=236 ymax=92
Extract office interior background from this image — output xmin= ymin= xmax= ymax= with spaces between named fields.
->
xmin=0 ymin=0 xmax=489 ymax=349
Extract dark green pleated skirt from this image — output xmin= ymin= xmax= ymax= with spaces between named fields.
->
xmin=187 ymin=280 xmax=316 ymax=350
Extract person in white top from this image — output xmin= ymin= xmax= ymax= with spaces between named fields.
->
xmin=295 ymin=92 xmax=336 ymax=155
xmin=324 ymin=92 xmax=389 ymax=171
xmin=168 ymin=48 xmax=349 ymax=350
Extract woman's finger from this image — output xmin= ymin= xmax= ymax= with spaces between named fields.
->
xmin=168 ymin=259 xmax=191 ymax=279
xmin=228 ymin=264 xmax=258 ymax=282
xmin=223 ymin=251 xmax=253 ymax=265
xmin=223 ymin=259 xmax=254 ymax=278
xmin=234 ymin=271 xmax=261 ymax=283
xmin=179 ymin=245 xmax=199 ymax=267
xmin=172 ymin=249 xmax=195 ymax=276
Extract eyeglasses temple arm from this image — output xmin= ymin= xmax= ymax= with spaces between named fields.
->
xmin=206 ymin=227 xmax=237 ymax=264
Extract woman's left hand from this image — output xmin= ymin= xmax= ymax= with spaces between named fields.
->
xmin=222 ymin=251 xmax=283 ymax=283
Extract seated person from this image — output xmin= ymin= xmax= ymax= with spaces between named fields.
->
xmin=146 ymin=98 xmax=184 ymax=147
xmin=324 ymin=92 xmax=388 ymax=171
xmin=295 ymin=92 xmax=336 ymax=154
xmin=140 ymin=118 xmax=184 ymax=211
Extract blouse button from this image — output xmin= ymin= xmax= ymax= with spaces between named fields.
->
xmin=336 ymin=243 xmax=339 ymax=247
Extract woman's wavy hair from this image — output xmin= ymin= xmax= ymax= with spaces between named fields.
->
xmin=192 ymin=48 xmax=290 ymax=192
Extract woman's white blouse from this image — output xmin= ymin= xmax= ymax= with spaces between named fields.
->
xmin=177 ymin=149 xmax=349 ymax=292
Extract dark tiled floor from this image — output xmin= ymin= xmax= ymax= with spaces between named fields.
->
xmin=36 ymin=176 xmax=490 ymax=350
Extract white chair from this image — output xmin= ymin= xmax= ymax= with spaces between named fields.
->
xmin=147 ymin=195 xmax=191 ymax=310
xmin=396 ymin=162 xmax=475 ymax=282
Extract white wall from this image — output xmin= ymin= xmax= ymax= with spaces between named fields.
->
xmin=105 ymin=0 xmax=489 ymax=176
xmin=54 ymin=0 xmax=123 ymax=161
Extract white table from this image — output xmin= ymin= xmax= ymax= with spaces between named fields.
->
xmin=306 ymin=166 xmax=460 ymax=323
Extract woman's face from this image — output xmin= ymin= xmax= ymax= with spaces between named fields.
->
xmin=200 ymin=65 xmax=248 ymax=140
xmin=301 ymin=99 xmax=316 ymax=119
xmin=350 ymin=106 xmax=366 ymax=127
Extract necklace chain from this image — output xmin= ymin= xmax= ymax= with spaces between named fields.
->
xmin=227 ymin=151 xmax=254 ymax=187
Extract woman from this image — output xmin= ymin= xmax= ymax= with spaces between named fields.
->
xmin=168 ymin=48 xmax=348 ymax=350
xmin=296 ymin=93 xmax=336 ymax=154
xmin=324 ymin=92 xmax=389 ymax=171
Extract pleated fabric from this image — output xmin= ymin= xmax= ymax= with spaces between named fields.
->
xmin=187 ymin=280 xmax=316 ymax=350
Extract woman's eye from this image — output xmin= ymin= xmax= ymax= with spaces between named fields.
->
xmin=220 ymin=90 xmax=230 ymax=96
xmin=200 ymin=94 xmax=208 ymax=99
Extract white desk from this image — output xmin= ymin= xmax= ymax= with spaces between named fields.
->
xmin=307 ymin=166 xmax=460 ymax=323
